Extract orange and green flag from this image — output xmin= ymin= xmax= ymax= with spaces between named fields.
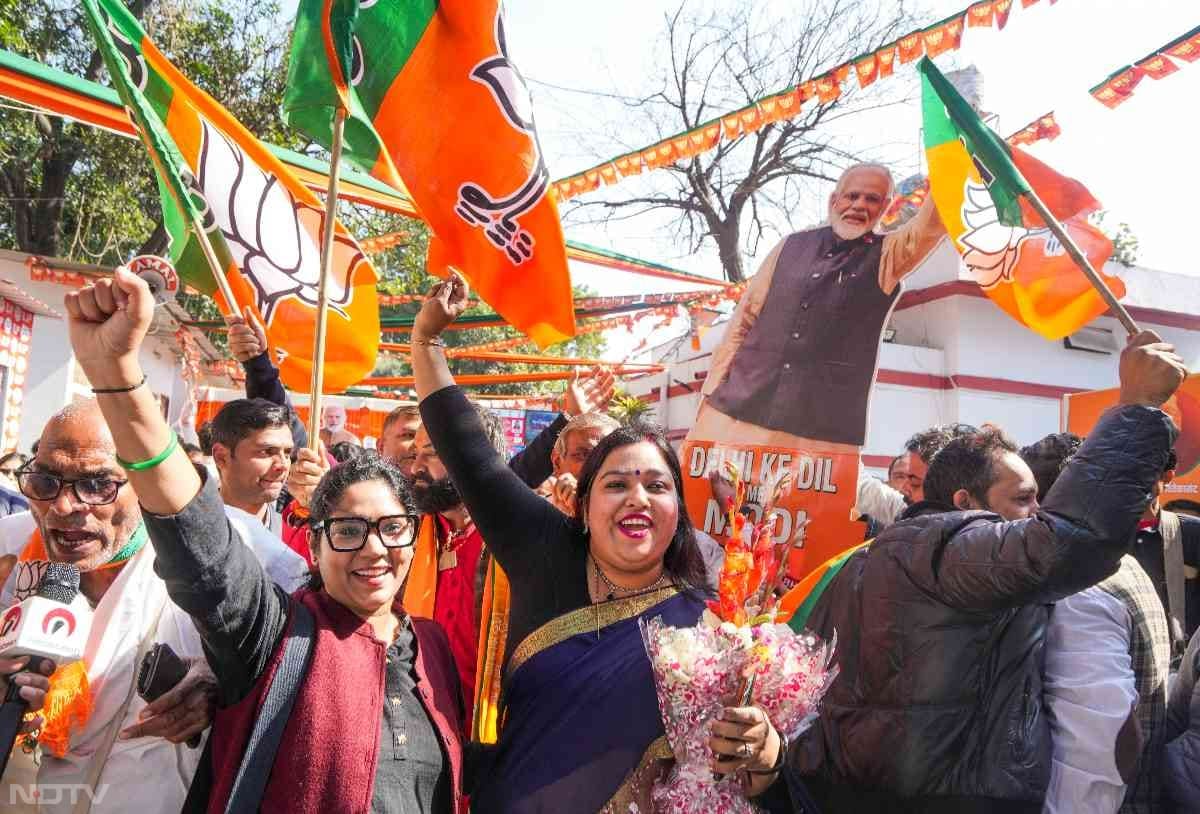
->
xmin=81 ymin=0 xmax=379 ymax=393
xmin=919 ymin=57 xmax=1125 ymax=340
xmin=283 ymin=0 xmax=575 ymax=347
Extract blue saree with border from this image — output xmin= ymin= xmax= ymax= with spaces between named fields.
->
xmin=470 ymin=587 xmax=704 ymax=813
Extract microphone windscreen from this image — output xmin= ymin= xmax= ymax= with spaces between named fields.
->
xmin=36 ymin=562 xmax=80 ymax=604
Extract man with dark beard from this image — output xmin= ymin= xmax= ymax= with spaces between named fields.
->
xmin=404 ymin=406 xmax=509 ymax=722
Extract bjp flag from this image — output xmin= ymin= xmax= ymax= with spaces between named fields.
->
xmin=920 ymin=58 xmax=1124 ymax=340
xmin=284 ymin=0 xmax=575 ymax=347
xmin=81 ymin=0 xmax=380 ymax=393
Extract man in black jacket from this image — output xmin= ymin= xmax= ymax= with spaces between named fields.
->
xmin=793 ymin=330 xmax=1187 ymax=813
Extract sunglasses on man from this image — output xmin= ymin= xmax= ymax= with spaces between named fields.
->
xmin=17 ymin=463 xmax=127 ymax=506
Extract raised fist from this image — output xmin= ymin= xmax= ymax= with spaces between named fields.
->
xmin=63 ymin=265 xmax=154 ymax=384
xmin=1119 ymin=330 xmax=1188 ymax=409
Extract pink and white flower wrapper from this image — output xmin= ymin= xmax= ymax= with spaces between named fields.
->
xmin=640 ymin=616 xmax=838 ymax=813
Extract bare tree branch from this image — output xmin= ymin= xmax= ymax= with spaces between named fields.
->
xmin=571 ymin=0 xmax=919 ymax=281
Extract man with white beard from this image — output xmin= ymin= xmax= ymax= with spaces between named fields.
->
xmin=696 ymin=163 xmax=947 ymax=450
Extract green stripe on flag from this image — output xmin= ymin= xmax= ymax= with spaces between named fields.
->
xmin=80 ymin=0 xmax=196 ymax=245
xmin=918 ymin=57 xmax=1030 ymax=228
xmin=81 ymin=0 xmax=234 ymax=297
xmin=787 ymin=545 xmax=866 ymax=634
xmin=283 ymin=0 xmax=437 ymax=178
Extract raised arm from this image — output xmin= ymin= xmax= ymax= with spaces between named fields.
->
xmin=508 ymin=368 xmax=616 ymax=487
xmin=411 ymin=274 xmax=572 ymax=582
xmin=878 ymin=195 xmax=946 ymax=294
xmin=64 ymin=268 xmax=288 ymax=703
xmin=229 ymin=306 xmax=308 ymax=449
xmin=928 ymin=331 xmax=1185 ymax=613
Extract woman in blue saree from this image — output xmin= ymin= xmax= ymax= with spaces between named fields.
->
xmin=412 ymin=274 xmax=803 ymax=812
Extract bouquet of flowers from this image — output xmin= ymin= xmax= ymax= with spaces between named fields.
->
xmin=641 ymin=465 xmax=839 ymax=813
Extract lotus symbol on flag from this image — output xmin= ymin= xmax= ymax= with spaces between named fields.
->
xmin=959 ymin=180 xmax=1051 ymax=289
xmin=197 ymin=120 xmax=362 ymax=323
xmin=456 ymin=11 xmax=549 ymax=265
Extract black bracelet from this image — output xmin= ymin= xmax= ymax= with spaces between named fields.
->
xmin=92 ymin=374 xmax=146 ymax=394
xmin=745 ymin=728 xmax=789 ymax=776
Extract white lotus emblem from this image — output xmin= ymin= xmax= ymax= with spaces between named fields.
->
xmin=959 ymin=180 xmax=1060 ymax=288
xmin=197 ymin=120 xmax=360 ymax=322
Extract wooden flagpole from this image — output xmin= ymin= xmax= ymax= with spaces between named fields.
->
xmin=307 ymin=106 xmax=348 ymax=451
xmin=185 ymin=212 xmax=239 ymax=316
xmin=1020 ymin=189 xmax=1139 ymax=337
xmin=140 ymin=146 xmax=241 ymax=316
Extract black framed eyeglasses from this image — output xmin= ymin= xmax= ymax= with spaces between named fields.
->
xmin=17 ymin=464 xmax=128 ymax=506
xmin=314 ymin=514 xmax=419 ymax=552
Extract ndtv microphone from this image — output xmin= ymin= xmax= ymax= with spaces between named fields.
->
xmin=0 ymin=563 xmax=91 ymax=778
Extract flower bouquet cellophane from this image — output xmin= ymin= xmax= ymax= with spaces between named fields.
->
xmin=640 ymin=465 xmax=839 ymax=813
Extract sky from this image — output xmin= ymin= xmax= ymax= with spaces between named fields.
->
xmin=276 ymin=0 xmax=1199 ymax=353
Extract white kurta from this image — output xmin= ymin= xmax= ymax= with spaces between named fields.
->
xmin=0 ymin=509 xmax=307 ymax=814
xmin=1042 ymin=586 xmax=1137 ymax=814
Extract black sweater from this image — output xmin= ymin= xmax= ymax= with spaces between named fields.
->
xmin=420 ymin=385 xmax=592 ymax=664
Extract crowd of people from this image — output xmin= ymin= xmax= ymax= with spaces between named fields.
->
xmin=0 ymin=164 xmax=1197 ymax=813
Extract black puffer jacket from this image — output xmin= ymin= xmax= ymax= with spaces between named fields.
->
xmin=793 ymin=404 xmax=1176 ymax=810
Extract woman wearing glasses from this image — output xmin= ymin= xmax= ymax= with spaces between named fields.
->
xmin=60 ymin=266 xmax=466 ymax=814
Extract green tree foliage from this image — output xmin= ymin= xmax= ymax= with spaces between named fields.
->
xmin=1091 ymin=210 xmax=1140 ymax=267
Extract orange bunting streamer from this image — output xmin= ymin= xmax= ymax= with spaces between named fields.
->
xmin=552 ymin=0 xmax=1063 ymax=202
xmin=854 ymin=54 xmax=879 ymax=87
xmin=967 ymin=2 xmax=994 ymax=28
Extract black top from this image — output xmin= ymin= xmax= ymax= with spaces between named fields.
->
xmin=1132 ymin=512 xmax=1200 ymax=642
xmin=243 ymin=351 xmax=308 ymax=450
xmin=420 ymin=386 xmax=591 ymax=664
xmin=378 ymin=626 xmax=452 ymax=813
xmin=145 ymin=475 xmax=448 ymax=813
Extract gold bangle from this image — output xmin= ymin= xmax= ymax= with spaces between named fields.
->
xmin=413 ymin=337 xmax=446 ymax=348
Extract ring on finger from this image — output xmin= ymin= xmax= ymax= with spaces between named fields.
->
xmin=738 ymin=743 xmax=751 ymax=758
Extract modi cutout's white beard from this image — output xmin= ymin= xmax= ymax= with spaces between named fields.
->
xmin=831 ymin=217 xmax=872 ymax=241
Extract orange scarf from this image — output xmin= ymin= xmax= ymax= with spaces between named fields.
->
xmin=402 ymin=515 xmax=440 ymax=618
xmin=472 ymin=557 xmax=510 ymax=744
xmin=17 ymin=531 xmax=93 ymax=757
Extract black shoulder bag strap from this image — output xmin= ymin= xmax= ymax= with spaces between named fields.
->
xmin=224 ymin=602 xmax=317 ymax=814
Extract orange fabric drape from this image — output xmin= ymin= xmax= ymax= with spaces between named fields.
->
xmin=401 ymin=516 xmax=439 ymax=619
xmin=17 ymin=532 xmax=92 ymax=757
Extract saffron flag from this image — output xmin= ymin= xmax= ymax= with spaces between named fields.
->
xmin=919 ymin=58 xmax=1124 ymax=340
xmin=80 ymin=0 xmax=379 ymax=394
xmin=284 ymin=0 xmax=575 ymax=347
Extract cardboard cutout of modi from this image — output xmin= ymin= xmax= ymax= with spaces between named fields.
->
xmin=682 ymin=164 xmax=946 ymax=587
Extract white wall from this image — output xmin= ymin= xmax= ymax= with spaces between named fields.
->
xmin=21 ymin=311 xmax=74 ymax=452
xmin=1 ymin=253 xmax=192 ymax=452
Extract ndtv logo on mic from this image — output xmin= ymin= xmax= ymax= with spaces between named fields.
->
xmin=0 ymin=605 xmax=19 ymax=637
xmin=9 ymin=783 xmax=111 ymax=805
xmin=41 ymin=607 xmax=77 ymax=637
